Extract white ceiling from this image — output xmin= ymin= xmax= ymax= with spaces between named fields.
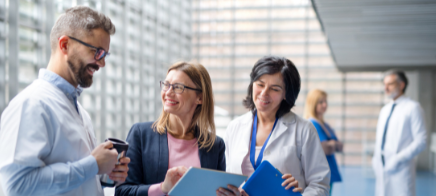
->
xmin=311 ymin=0 xmax=436 ymax=71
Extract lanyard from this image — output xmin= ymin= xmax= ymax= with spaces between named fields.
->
xmin=250 ymin=112 xmax=278 ymax=170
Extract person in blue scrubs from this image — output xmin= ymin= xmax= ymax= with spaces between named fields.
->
xmin=304 ymin=89 xmax=342 ymax=194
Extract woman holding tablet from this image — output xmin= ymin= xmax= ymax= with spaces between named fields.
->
xmin=217 ymin=56 xmax=330 ymax=196
xmin=116 ymin=62 xmax=225 ymax=196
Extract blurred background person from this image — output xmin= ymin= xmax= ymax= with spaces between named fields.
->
xmin=304 ymin=89 xmax=343 ymax=194
xmin=115 ymin=62 xmax=225 ymax=196
xmin=218 ymin=56 xmax=330 ymax=196
xmin=372 ymin=70 xmax=427 ymax=196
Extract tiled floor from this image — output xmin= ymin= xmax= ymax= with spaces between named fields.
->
xmin=3 ymin=166 xmax=434 ymax=196
xmin=331 ymin=166 xmax=436 ymax=196
xmin=104 ymin=166 xmax=436 ymax=196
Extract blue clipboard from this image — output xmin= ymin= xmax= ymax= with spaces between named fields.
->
xmin=168 ymin=167 xmax=247 ymax=196
xmin=243 ymin=161 xmax=302 ymax=196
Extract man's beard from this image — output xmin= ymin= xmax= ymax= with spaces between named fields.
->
xmin=67 ymin=55 xmax=98 ymax=88
xmin=387 ymin=88 xmax=400 ymax=99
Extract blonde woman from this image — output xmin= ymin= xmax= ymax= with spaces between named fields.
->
xmin=116 ymin=62 xmax=225 ymax=196
xmin=304 ymin=89 xmax=343 ymax=194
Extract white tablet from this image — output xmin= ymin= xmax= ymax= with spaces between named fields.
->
xmin=168 ymin=167 xmax=247 ymax=196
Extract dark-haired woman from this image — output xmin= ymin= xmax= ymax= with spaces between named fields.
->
xmin=217 ymin=56 xmax=330 ymax=196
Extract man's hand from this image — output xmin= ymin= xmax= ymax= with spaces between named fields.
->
xmin=109 ymin=157 xmax=131 ymax=185
xmin=91 ymin=141 xmax=118 ymax=174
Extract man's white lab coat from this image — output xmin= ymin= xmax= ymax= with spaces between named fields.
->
xmin=372 ymin=96 xmax=427 ymax=196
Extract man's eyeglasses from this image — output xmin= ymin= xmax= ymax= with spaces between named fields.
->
xmin=68 ymin=36 xmax=109 ymax=61
xmin=160 ymin=81 xmax=202 ymax=94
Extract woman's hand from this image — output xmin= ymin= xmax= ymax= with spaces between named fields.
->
xmin=216 ymin=185 xmax=249 ymax=196
xmin=335 ymin=140 xmax=344 ymax=152
xmin=161 ymin=166 xmax=188 ymax=194
xmin=282 ymin=174 xmax=303 ymax=193
xmin=321 ymin=140 xmax=335 ymax=155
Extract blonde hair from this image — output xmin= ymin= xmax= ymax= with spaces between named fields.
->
xmin=152 ymin=62 xmax=216 ymax=150
xmin=303 ymin=89 xmax=327 ymax=122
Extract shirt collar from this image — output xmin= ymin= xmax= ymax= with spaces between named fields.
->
xmin=393 ymin=94 xmax=406 ymax=104
xmin=38 ymin=69 xmax=83 ymax=100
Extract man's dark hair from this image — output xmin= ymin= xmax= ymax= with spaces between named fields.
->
xmin=243 ymin=56 xmax=301 ymax=118
xmin=385 ymin=69 xmax=408 ymax=93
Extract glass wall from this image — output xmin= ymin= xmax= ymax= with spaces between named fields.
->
xmin=0 ymin=0 xmax=5 ymax=116
xmin=0 ymin=0 xmax=192 ymax=142
xmin=0 ymin=0 xmax=386 ymax=166
xmin=192 ymin=0 xmax=385 ymax=166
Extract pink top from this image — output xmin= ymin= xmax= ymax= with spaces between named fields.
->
xmin=148 ymin=132 xmax=201 ymax=196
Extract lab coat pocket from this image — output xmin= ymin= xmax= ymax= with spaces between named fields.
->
xmin=267 ymin=145 xmax=301 ymax=176
xmin=385 ymin=155 xmax=409 ymax=175
xmin=395 ymin=158 xmax=411 ymax=171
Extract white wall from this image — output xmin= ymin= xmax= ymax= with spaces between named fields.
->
xmin=405 ymin=70 xmax=436 ymax=170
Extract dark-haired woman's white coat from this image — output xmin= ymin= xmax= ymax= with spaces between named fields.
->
xmin=225 ymin=111 xmax=331 ymax=196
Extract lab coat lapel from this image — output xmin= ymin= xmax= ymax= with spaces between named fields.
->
xmin=266 ymin=121 xmax=288 ymax=150
xmin=233 ymin=114 xmax=254 ymax=173
xmin=380 ymin=97 xmax=404 ymax=156
xmin=266 ymin=112 xmax=295 ymax=149
xmin=389 ymin=97 xmax=406 ymax=153
xmin=240 ymin=116 xmax=253 ymax=153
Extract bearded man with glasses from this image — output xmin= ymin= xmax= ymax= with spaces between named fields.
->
xmin=0 ymin=6 xmax=130 ymax=196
